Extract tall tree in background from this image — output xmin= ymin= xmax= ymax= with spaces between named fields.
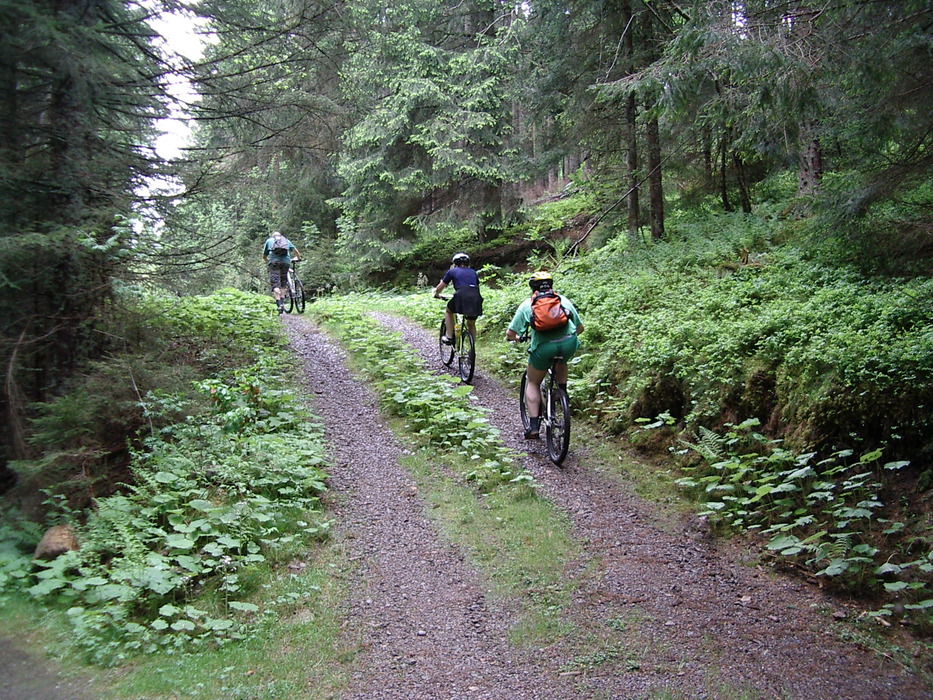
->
xmin=0 ymin=0 xmax=169 ymax=474
xmin=524 ymin=0 xmax=674 ymax=240
xmin=334 ymin=0 xmax=519 ymax=266
xmin=610 ymin=0 xmax=931 ymax=226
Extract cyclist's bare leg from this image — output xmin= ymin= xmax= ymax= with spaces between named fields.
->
xmin=466 ymin=319 xmax=476 ymax=339
xmin=444 ymin=309 xmax=456 ymax=339
xmin=524 ymin=365 xmax=547 ymax=416
xmin=553 ymin=361 xmax=568 ymax=385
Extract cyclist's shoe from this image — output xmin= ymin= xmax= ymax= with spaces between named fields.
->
xmin=524 ymin=417 xmax=540 ymax=439
xmin=441 ymin=335 xmax=453 ymax=345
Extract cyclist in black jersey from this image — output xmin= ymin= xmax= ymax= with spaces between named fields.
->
xmin=433 ymin=252 xmax=483 ymax=343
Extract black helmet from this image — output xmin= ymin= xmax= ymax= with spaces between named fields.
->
xmin=529 ymin=270 xmax=553 ymax=291
xmin=452 ymin=252 xmax=470 ymax=266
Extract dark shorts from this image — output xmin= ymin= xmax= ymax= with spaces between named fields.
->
xmin=268 ymin=261 xmax=289 ymax=290
xmin=528 ymin=334 xmax=580 ymax=371
xmin=447 ymin=286 xmax=483 ymax=320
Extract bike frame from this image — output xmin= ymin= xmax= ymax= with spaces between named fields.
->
xmin=437 ymin=296 xmax=476 ymax=384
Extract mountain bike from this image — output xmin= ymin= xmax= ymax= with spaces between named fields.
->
xmin=284 ymin=260 xmax=306 ymax=314
xmin=436 ymin=296 xmax=475 ymax=384
xmin=516 ymin=337 xmax=571 ymax=465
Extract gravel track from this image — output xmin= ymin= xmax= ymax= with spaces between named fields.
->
xmin=285 ymin=312 xmax=931 ymax=700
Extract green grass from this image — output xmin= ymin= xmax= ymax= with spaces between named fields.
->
xmin=398 ymin=446 xmax=578 ymax=647
xmin=0 ymin=596 xmax=104 ymax=691
xmin=0 ymin=536 xmax=353 ymax=700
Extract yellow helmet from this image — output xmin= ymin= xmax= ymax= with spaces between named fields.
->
xmin=529 ymin=270 xmax=553 ymax=291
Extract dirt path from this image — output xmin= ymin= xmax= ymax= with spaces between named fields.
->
xmin=286 ymin=312 xmax=931 ymax=700
xmin=0 ymin=638 xmax=95 ymax=700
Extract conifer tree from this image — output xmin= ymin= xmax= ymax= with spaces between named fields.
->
xmin=0 ymin=0 xmax=170 ymax=473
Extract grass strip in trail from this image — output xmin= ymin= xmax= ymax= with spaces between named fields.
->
xmin=311 ymin=296 xmax=526 ymax=490
xmin=310 ymin=295 xmax=581 ymax=648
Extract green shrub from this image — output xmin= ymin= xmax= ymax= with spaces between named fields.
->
xmin=2 ymin=290 xmax=330 ymax=664
xmin=670 ymin=420 xmax=931 ymax=629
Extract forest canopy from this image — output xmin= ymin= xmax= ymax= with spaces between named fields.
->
xmin=1 ymin=0 xmax=931 ymax=478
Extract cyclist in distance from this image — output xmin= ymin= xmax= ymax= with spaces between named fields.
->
xmin=433 ymin=252 xmax=483 ymax=344
xmin=506 ymin=271 xmax=584 ymax=439
xmin=262 ymin=230 xmax=301 ymax=315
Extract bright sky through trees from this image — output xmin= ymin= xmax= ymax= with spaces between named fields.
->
xmin=148 ymin=8 xmax=209 ymax=160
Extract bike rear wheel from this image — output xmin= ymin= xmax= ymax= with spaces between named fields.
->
xmin=439 ymin=320 xmax=454 ymax=367
xmin=544 ymin=382 xmax=571 ymax=465
xmin=285 ymin=272 xmax=296 ymax=313
xmin=457 ymin=326 xmax=475 ymax=383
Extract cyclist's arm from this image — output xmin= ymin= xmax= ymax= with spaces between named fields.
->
xmin=433 ymin=280 xmax=447 ymax=298
xmin=290 ymin=246 xmax=301 ymax=261
xmin=507 ymin=302 xmax=531 ymax=340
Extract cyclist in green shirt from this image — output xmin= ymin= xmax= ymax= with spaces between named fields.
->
xmin=506 ymin=271 xmax=584 ymax=439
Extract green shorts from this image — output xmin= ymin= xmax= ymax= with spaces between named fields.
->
xmin=528 ymin=334 xmax=580 ymax=371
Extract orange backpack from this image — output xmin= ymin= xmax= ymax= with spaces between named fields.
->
xmin=530 ymin=290 xmax=569 ymax=332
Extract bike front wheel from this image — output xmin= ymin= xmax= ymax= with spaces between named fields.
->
xmin=518 ymin=372 xmax=531 ymax=431
xmin=545 ymin=383 xmax=571 ymax=465
xmin=293 ymin=279 xmax=306 ymax=313
xmin=457 ymin=327 xmax=475 ymax=384
xmin=439 ymin=320 xmax=454 ymax=367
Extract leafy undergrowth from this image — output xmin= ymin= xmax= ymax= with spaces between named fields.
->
xmin=0 ymin=290 xmax=333 ymax=666
xmin=669 ymin=419 xmax=932 ymax=631
xmin=310 ymin=294 xmax=530 ymax=491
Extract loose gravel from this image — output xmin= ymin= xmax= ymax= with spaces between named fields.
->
xmin=284 ymin=312 xmax=931 ymax=700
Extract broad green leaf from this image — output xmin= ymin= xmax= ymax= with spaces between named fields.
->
xmin=767 ymin=535 xmax=800 ymax=551
xmin=819 ymin=560 xmax=848 ymax=576
xmin=165 ymin=534 xmax=195 ymax=549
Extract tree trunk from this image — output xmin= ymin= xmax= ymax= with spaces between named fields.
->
xmin=798 ymin=134 xmax=823 ymax=195
xmin=621 ymin=0 xmax=639 ymax=238
xmin=733 ymin=153 xmax=752 ymax=213
xmin=626 ymin=92 xmax=640 ymax=237
xmin=719 ymin=133 xmax=733 ymax=212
